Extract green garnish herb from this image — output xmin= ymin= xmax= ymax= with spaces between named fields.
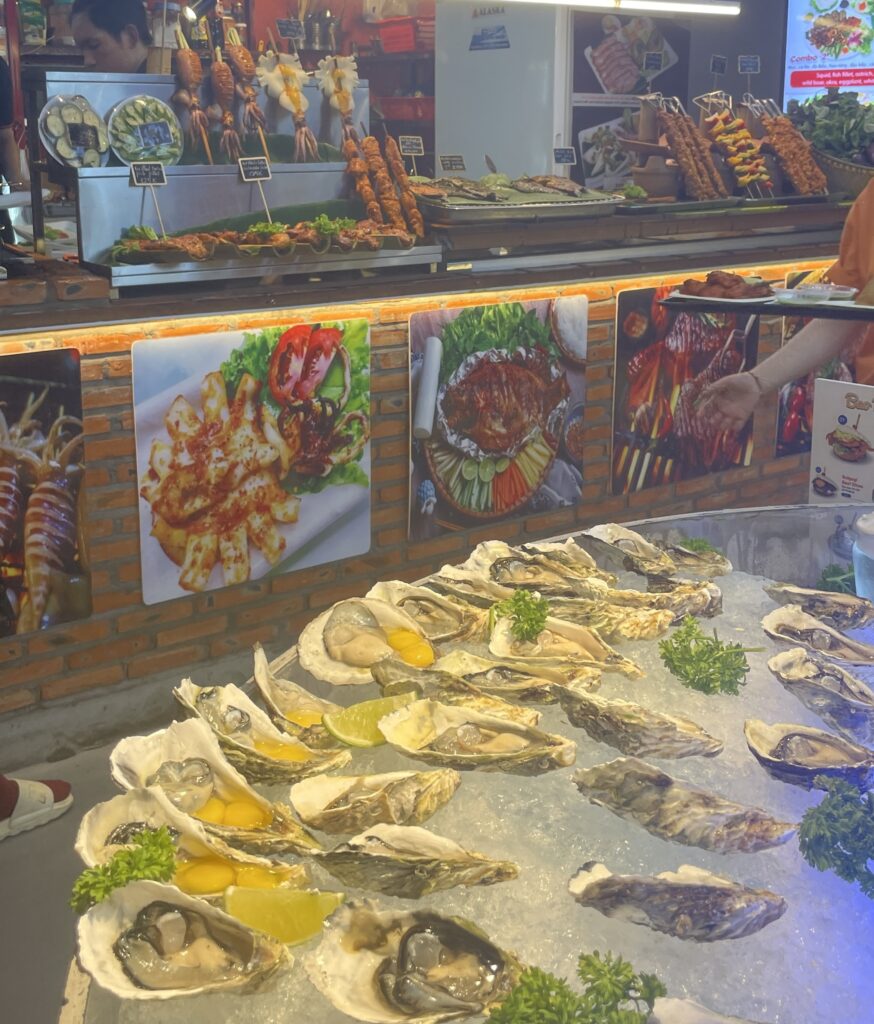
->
xmin=659 ymin=615 xmax=760 ymax=695
xmin=622 ymin=183 xmax=648 ymax=200
xmin=488 ymin=952 xmax=666 ymax=1024
xmin=122 ymin=224 xmax=158 ymax=241
xmin=817 ymin=563 xmax=856 ymax=595
xmin=247 ymin=221 xmax=288 ymax=235
xmin=799 ymin=776 xmax=874 ymax=898
xmin=678 ymin=536 xmax=720 ymax=555
xmin=70 ymin=826 xmax=177 ymax=914
xmin=307 ymin=214 xmax=357 ymax=237
xmin=491 ymin=589 xmax=550 ymax=644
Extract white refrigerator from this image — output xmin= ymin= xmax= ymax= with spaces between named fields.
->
xmin=435 ymin=1 xmax=573 ymax=180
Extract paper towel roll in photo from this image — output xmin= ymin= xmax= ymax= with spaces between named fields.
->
xmin=413 ymin=335 xmax=443 ymax=440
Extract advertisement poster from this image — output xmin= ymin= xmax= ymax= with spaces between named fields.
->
xmin=133 ymin=322 xmax=371 ymax=605
xmin=0 ymin=348 xmax=90 ymax=637
xmin=409 ymin=299 xmax=588 ymax=542
xmin=776 ymin=268 xmax=855 ymax=459
xmin=809 ymin=378 xmax=874 ymax=503
xmin=784 ymin=0 xmax=874 ymax=105
xmin=611 ymin=287 xmax=759 ymax=495
xmin=572 ymin=12 xmax=690 ymax=188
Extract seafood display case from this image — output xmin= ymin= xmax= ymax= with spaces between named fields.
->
xmin=73 ymin=504 xmax=874 ymax=1024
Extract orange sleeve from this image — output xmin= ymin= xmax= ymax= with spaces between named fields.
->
xmin=827 ymin=182 xmax=874 ymax=289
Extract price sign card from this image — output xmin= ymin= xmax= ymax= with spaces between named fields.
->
xmin=710 ymin=54 xmax=728 ymax=76
xmin=276 ymin=17 xmax=303 ymax=39
xmin=809 ymin=379 xmax=874 ymax=505
xmin=644 ymin=51 xmax=664 ymax=73
xmin=239 ymin=157 xmax=272 ymax=182
xmin=439 ymin=154 xmax=466 ymax=173
xmin=738 ymin=54 xmax=761 ymax=75
xmin=553 ymin=147 xmax=577 ymax=166
xmin=399 ymin=135 xmax=425 ymax=157
xmin=130 ymin=162 xmax=167 ymax=187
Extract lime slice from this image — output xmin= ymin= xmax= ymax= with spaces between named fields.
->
xmin=479 ymin=459 xmax=496 ymax=483
xmin=323 ymin=692 xmax=416 ymax=748
xmin=224 ymin=887 xmax=345 ymax=945
xmin=496 ymin=457 xmax=511 ymax=473
xmin=461 ymin=459 xmax=479 ymax=481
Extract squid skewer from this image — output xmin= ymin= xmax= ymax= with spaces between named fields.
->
xmin=0 ymin=390 xmax=48 ymax=565
xmin=173 ymin=29 xmax=213 ymax=164
xmin=210 ymin=47 xmax=244 ymax=163
xmin=315 ymin=55 xmax=360 ymax=144
xmin=257 ymin=49 xmax=320 ymax=163
xmin=225 ymin=27 xmax=269 ymax=160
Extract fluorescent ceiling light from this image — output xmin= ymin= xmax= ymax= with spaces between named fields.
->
xmin=497 ymin=0 xmax=741 ymax=13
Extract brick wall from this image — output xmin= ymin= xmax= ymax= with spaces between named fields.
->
xmin=0 ymin=260 xmax=830 ymax=719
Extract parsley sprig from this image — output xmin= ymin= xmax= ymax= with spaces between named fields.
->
xmin=70 ymin=826 xmax=177 ymax=914
xmin=488 ymin=952 xmax=666 ymax=1024
xmin=799 ymin=776 xmax=874 ymax=898
xmin=491 ymin=590 xmax=550 ymax=643
xmin=817 ymin=563 xmax=856 ymax=596
xmin=677 ymin=537 xmax=720 ymax=555
xmin=659 ymin=615 xmax=760 ymax=696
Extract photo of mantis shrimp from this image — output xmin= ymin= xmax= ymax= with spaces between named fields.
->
xmin=0 ymin=351 xmax=90 ymax=637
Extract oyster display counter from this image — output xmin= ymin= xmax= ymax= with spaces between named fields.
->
xmin=71 ymin=506 xmax=874 ymax=1024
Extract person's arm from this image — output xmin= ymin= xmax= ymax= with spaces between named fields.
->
xmin=695 ymin=317 xmax=861 ymax=433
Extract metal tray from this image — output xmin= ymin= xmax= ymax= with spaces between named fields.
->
xmin=418 ymin=196 xmax=619 ymax=225
xmin=740 ymin=192 xmax=846 ymax=209
xmin=616 ymin=197 xmax=742 ymax=215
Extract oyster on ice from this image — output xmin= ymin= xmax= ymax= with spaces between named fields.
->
xmin=379 ymin=699 xmax=576 ymax=775
xmin=433 ymin=649 xmax=601 ymax=702
xmin=555 ymin=688 xmax=723 ymax=759
xmin=299 ymin=598 xmax=436 ymax=685
xmin=744 ymin=719 xmax=874 ymax=790
xmin=658 ymin=539 xmax=732 ymax=578
xmin=764 ymin=583 xmax=874 ymax=631
xmin=578 ymin=523 xmax=678 ymax=578
xmin=767 ymin=648 xmax=874 ymax=745
xmin=110 ymin=719 xmax=321 ymax=856
xmin=546 ymin=596 xmax=674 ymax=641
xmin=251 ymin=642 xmax=342 ymax=748
xmin=460 ymin=539 xmax=616 ymax=596
xmin=306 ymin=901 xmax=521 ymax=1024
xmin=367 ymin=581 xmax=486 ymax=643
xmin=573 ymin=757 xmax=796 ymax=853
xmin=317 ymin=823 xmax=518 ymax=898
xmin=762 ymin=605 xmax=874 ymax=664
xmin=371 ymin=658 xmax=542 ymax=727
xmin=489 ymin=615 xmax=642 ymax=678
xmin=174 ymin=679 xmax=351 ymax=784
xmin=568 ymin=862 xmax=786 ymax=942
xmin=290 ymin=770 xmax=462 ymax=834
xmin=78 ymin=880 xmax=287 ymax=999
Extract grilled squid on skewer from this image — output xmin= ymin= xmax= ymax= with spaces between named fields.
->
xmin=210 ymin=48 xmax=243 ymax=163
xmin=173 ymin=31 xmax=212 ymax=163
xmin=257 ymin=51 xmax=319 ymax=163
xmin=225 ymin=28 xmax=268 ymax=157
xmin=315 ymin=55 xmax=360 ymax=144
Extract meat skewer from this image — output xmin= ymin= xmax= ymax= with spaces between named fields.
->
xmin=210 ymin=47 xmax=243 ymax=163
xmin=383 ymin=136 xmax=425 ymax=237
xmin=225 ymin=27 xmax=269 ymax=160
xmin=343 ymin=138 xmax=383 ymax=224
xmin=760 ymin=114 xmax=827 ymax=196
xmin=173 ymin=30 xmax=213 ymax=164
xmin=361 ymin=136 xmax=406 ymax=230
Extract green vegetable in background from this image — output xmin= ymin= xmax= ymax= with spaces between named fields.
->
xmin=439 ymin=303 xmax=559 ymax=385
xmin=488 ymin=952 xmax=666 ymax=1024
xmin=491 ymin=589 xmax=550 ymax=644
xmin=678 ymin=536 xmax=721 ymax=555
xmin=788 ymin=90 xmax=874 ymax=165
xmin=220 ymin=327 xmax=282 ymax=413
xmin=307 ymin=214 xmax=357 ymax=238
xmin=817 ymin=563 xmax=856 ymax=595
xmin=659 ymin=615 xmax=759 ymax=695
xmin=70 ymin=827 xmax=176 ymax=913
xmin=799 ymin=776 xmax=874 ymax=898
xmin=246 ymin=222 xmax=289 ymax=235
xmin=622 ymin=183 xmax=648 ymax=200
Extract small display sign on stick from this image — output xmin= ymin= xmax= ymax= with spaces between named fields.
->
xmin=276 ymin=17 xmax=303 ymax=40
xmin=130 ymin=162 xmax=168 ymax=237
xmin=738 ymin=54 xmax=761 ymax=75
xmin=238 ymin=157 xmax=273 ymax=223
xmin=399 ymin=135 xmax=425 ymax=175
xmin=644 ymin=51 xmax=664 ymax=73
xmin=710 ymin=54 xmax=728 ymax=76
xmin=553 ymin=147 xmax=577 ymax=166
xmin=439 ymin=154 xmax=466 ymax=173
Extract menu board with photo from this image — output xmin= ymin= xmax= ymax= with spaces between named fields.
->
xmin=784 ymin=0 xmax=874 ymax=105
xmin=611 ymin=286 xmax=758 ymax=495
xmin=809 ymin=378 xmax=874 ymax=504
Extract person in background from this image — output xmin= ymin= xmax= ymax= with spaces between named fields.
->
xmin=0 ymin=54 xmax=21 ymax=243
xmin=0 ymin=773 xmax=73 ymax=840
xmin=697 ymin=181 xmax=874 ymax=433
xmin=71 ymin=0 xmax=152 ymax=74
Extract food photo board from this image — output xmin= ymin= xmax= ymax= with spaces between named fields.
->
xmin=611 ymin=286 xmax=759 ymax=495
xmin=809 ymin=378 xmax=874 ymax=504
xmin=132 ymin=321 xmax=371 ymax=605
xmin=408 ymin=299 xmax=589 ymax=541
xmin=0 ymin=348 xmax=90 ymax=637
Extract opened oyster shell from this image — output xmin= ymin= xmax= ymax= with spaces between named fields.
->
xmin=489 ymin=615 xmax=642 ymax=678
xmin=546 ymin=596 xmax=674 ymax=641
xmin=555 ymin=687 xmax=723 ymax=759
xmin=573 ymin=757 xmax=796 ymax=853
xmin=379 ymin=699 xmax=576 ymax=775
xmin=371 ymin=658 xmax=542 ymax=727
xmin=460 ymin=539 xmax=616 ymax=595
xmin=744 ymin=719 xmax=874 ymax=790
xmin=299 ymin=598 xmax=436 ymax=685
xmin=110 ymin=719 xmax=321 ymax=856
xmin=174 ymin=679 xmax=351 ymax=784
xmin=78 ymin=880 xmax=288 ymax=999
xmin=764 ymin=583 xmax=874 ymax=631
xmin=305 ymin=900 xmax=521 ymax=1023
xmin=762 ymin=605 xmax=874 ymax=664
xmin=659 ymin=539 xmax=732 ymax=578
xmin=367 ymin=581 xmax=486 ymax=643
xmin=317 ymin=823 xmax=518 ymax=898
xmin=767 ymin=648 xmax=874 ymax=745
xmin=578 ymin=523 xmax=678 ymax=578
xmin=433 ymin=649 xmax=601 ymax=702
xmin=290 ymin=770 xmax=461 ymax=834
xmin=75 ymin=789 xmax=308 ymax=897
xmin=568 ymin=862 xmax=786 ymax=942
xmin=251 ymin=643 xmax=341 ymax=748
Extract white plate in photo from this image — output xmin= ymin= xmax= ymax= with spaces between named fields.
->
xmin=668 ymin=291 xmax=777 ymax=305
